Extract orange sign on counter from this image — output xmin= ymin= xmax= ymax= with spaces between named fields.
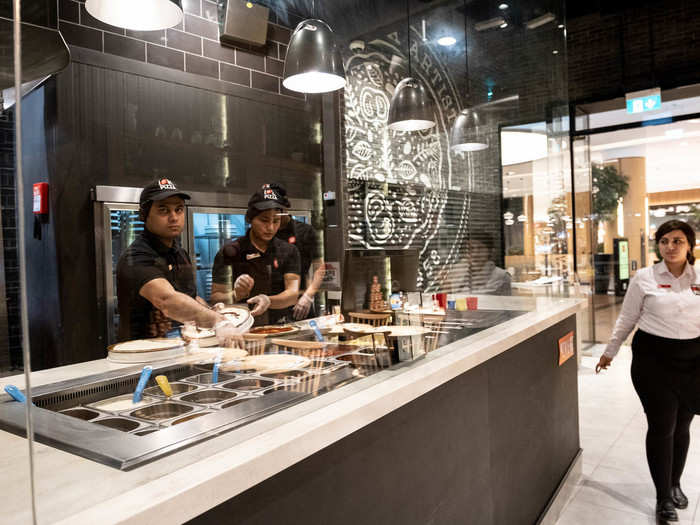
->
xmin=558 ymin=331 xmax=575 ymax=366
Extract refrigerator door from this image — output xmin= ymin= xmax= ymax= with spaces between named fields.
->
xmin=188 ymin=207 xmax=247 ymax=301
xmin=100 ymin=203 xmax=188 ymax=345
xmin=103 ymin=203 xmax=142 ymax=346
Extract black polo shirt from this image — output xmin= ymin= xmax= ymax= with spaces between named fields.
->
xmin=116 ymin=229 xmax=196 ymax=341
xmin=212 ymin=233 xmax=300 ymax=325
xmin=276 ymin=219 xmax=319 ymax=290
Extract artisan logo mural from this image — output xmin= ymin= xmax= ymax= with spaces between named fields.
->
xmin=344 ymin=27 xmax=470 ymax=290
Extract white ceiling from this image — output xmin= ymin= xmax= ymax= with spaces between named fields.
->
xmin=590 ymin=120 xmax=700 ymax=193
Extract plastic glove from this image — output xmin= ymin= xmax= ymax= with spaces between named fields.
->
xmin=234 ymin=274 xmax=254 ymax=301
xmin=214 ymin=319 xmax=244 ymax=348
xmin=247 ymin=294 xmax=271 ymax=316
xmin=292 ymin=293 xmax=314 ymax=320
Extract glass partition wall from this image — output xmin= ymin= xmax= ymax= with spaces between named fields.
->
xmin=1 ymin=0 xmax=568 ymax=521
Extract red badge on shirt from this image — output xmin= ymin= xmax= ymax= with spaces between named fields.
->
xmin=692 ymin=284 xmax=700 ymax=295
xmin=658 ymin=284 xmax=671 ymax=289
xmin=288 ymin=236 xmax=296 ymax=244
xmin=273 ymin=259 xmax=279 ymax=269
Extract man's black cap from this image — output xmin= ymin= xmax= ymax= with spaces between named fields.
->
xmin=139 ymin=178 xmax=191 ymax=207
xmin=248 ymin=183 xmax=291 ymax=211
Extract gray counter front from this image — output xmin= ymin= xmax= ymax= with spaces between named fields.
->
xmin=189 ymin=315 xmax=579 ymax=525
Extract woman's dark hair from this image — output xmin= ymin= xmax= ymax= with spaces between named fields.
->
xmin=654 ymin=219 xmax=696 ymax=265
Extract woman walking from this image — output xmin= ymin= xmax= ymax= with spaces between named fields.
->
xmin=597 ymin=219 xmax=700 ymax=523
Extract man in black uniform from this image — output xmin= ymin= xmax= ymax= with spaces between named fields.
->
xmin=117 ymin=178 xmax=240 ymax=344
xmin=272 ymin=184 xmax=323 ymax=320
xmin=210 ymin=184 xmax=301 ymax=325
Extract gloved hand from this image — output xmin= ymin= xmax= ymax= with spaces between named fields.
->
xmin=247 ymin=294 xmax=271 ymax=316
xmin=214 ymin=319 xmax=244 ymax=348
xmin=234 ymin=274 xmax=254 ymax=301
xmin=292 ymin=293 xmax=314 ymax=320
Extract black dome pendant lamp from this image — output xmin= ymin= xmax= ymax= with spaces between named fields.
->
xmin=387 ymin=0 xmax=436 ymax=132
xmin=450 ymin=0 xmax=488 ymax=152
xmin=282 ymin=0 xmax=346 ymax=94
xmin=85 ymin=0 xmax=183 ymax=31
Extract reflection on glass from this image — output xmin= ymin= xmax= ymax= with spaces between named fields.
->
xmin=191 ymin=212 xmax=246 ymax=300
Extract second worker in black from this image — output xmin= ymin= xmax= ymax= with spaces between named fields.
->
xmin=210 ymin=184 xmax=301 ymax=325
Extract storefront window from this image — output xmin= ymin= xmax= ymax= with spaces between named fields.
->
xmin=0 ymin=0 xmax=570 ymax=521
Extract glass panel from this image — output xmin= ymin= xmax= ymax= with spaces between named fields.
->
xmin=0 ymin=0 xmax=571 ymax=521
xmin=1 ymin=0 xmax=37 ymax=521
xmin=576 ymin=83 xmax=700 ymax=132
xmin=586 ymin=119 xmax=700 ymax=342
xmin=191 ymin=210 xmax=246 ymax=300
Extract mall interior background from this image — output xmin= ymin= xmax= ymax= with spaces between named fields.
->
xmin=1 ymin=0 xmax=700 ymax=373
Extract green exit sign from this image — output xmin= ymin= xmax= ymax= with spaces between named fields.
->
xmin=625 ymin=88 xmax=661 ymax=114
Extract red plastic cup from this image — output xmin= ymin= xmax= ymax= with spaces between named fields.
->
xmin=466 ymin=296 xmax=478 ymax=310
xmin=436 ymin=293 xmax=447 ymax=310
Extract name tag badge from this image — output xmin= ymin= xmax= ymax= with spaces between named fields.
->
xmin=246 ymin=253 xmax=261 ymax=260
xmin=692 ymin=284 xmax=700 ymax=295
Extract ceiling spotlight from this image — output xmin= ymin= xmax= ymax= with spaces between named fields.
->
xmin=498 ymin=3 xmax=509 ymax=9
xmin=475 ymin=17 xmax=506 ymax=31
xmin=85 ymin=0 xmax=183 ymax=30
xmin=526 ymin=12 xmax=556 ymax=29
xmin=437 ymin=36 xmax=457 ymax=46
xmin=552 ymin=50 xmax=559 ymax=54
xmin=500 ymin=22 xmax=508 ymax=29
xmin=558 ymin=24 xmax=564 ymax=29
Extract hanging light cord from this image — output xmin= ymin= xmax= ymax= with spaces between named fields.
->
xmin=463 ymin=0 xmax=469 ymax=107
xmin=406 ymin=0 xmax=412 ymax=75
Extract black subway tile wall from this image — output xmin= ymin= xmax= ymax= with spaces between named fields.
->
xmin=0 ymin=111 xmax=20 ymax=371
xmin=251 ymin=71 xmax=279 ymax=93
xmin=57 ymin=0 xmax=303 ymax=98
xmin=186 ymin=53 xmax=219 ymax=79
xmin=220 ymin=63 xmax=251 ymax=87
xmin=126 ymin=29 xmax=166 ymax=46
xmin=59 ymin=21 xmax=103 ymax=52
xmin=104 ymin=33 xmax=146 ymax=62
xmin=167 ymin=29 xmax=202 ymax=55
xmin=147 ymin=43 xmax=185 ymax=71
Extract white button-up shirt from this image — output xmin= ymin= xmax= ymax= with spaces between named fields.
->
xmin=604 ymin=261 xmax=700 ymax=358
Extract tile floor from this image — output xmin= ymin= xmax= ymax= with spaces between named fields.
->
xmin=556 ymin=345 xmax=700 ymax=524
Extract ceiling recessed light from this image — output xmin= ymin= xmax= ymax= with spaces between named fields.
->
xmin=552 ymin=50 xmax=559 ymax=54
xmin=526 ymin=12 xmax=556 ymax=29
xmin=558 ymin=24 xmax=564 ymax=29
xmin=500 ymin=22 xmax=508 ymax=28
xmin=437 ymin=36 xmax=457 ymax=46
xmin=499 ymin=3 xmax=509 ymax=9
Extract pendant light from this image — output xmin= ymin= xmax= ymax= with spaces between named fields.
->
xmin=85 ymin=0 xmax=183 ymax=31
xmin=387 ymin=0 xmax=435 ymax=132
xmin=282 ymin=1 xmax=345 ymax=94
xmin=449 ymin=0 xmax=488 ymax=152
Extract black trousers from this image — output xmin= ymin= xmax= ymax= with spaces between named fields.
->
xmin=631 ymin=330 xmax=699 ymax=501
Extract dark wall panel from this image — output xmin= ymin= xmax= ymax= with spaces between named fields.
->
xmin=188 ymin=315 xmax=579 ymax=525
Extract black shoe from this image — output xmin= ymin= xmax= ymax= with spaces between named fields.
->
xmin=656 ymin=499 xmax=679 ymax=522
xmin=671 ymin=486 xmax=688 ymax=509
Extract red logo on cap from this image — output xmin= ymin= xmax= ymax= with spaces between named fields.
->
xmin=158 ymin=179 xmax=176 ymax=190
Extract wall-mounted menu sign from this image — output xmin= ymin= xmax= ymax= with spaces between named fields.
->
xmin=558 ymin=331 xmax=575 ymax=366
